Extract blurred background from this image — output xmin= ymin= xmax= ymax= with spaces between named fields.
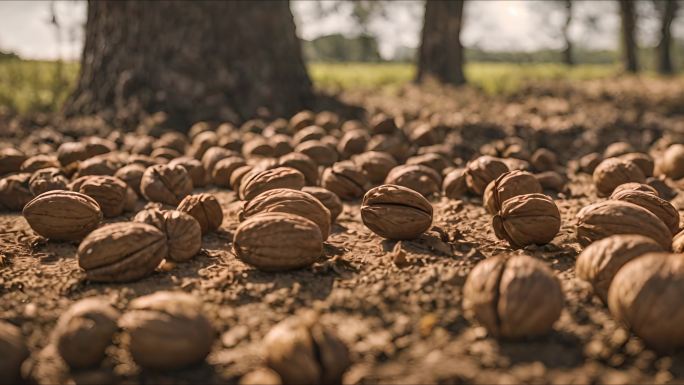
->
xmin=0 ymin=0 xmax=682 ymax=117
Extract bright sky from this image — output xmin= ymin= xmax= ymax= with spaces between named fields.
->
xmin=0 ymin=0 xmax=681 ymax=60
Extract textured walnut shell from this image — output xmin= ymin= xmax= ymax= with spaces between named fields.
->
xmin=463 ymin=254 xmax=563 ymax=338
xmin=113 ymin=163 xmax=145 ymax=195
xmin=361 ymin=184 xmax=433 ymax=240
xmin=133 ymin=209 xmax=201 ymax=261
xmin=321 ymin=161 xmax=368 ymax=201
xmin=620 ymin=152 xmax=654 ymax=177
xmin=240 ymin=368 xmax=283 ymax=385
xmin=240 ymin=167 xmax=305 ymax=201
xmin=492 ymin=193 xmax=561 ymax=248
xmin=295 ymin=140 xmax=338 ymax=167
xmin=78 ymin=175 xmax=128 ymax=218
xmin=290 ymin=110 xmax=315 ymax=131
xmin=534 ymin=171 xmax=566 ymax=192
xmin=278 ymin=152 xmax=319 ymax=186
xmin=211 ymin=156 xmax=247 ymax=187
xmin=241 ymin=188 xmax=331 ymax=241
xmin=604 ymin=141 xmax=634 ymax=158
xmin=28 ymin=167 xmax=68 ymax=196
xmin=168 ymin=156 xmax=207 ymax=187
xmin=0 ymin=148 xmax=27 ymax=176
xmin=201 ymin=146 xmax=235 ymax=176
xmin=23 ymin=190 xmax=102 ymax=241
xmin=608 ymin=253 xmax=684 ymax=351
xmin=405 ymin=153 xmax=450 ymax=174
xmin=0 ymin=321 xmax=29 ymax=383
xmin=52 ymin=298 xmax=120 ymax=369
xmin=576 ymin=235 xmax=663 ymax=303
xmin=351 ymin=151 xmax=397 ymax=184
xmin=177 ymin=193 xmax=224 ymax=234
xmin=74 ymin=155 xmax=118 ymax=178
xmin=576 ymin=200 xmax=672 ymax=250
xmin=384 ymin=164 xmax=441 ymax=198
xmin=119 ymin=291 xmax=215 ymax=370
xmin=293 ymin=125 xmax=326 ymax=146
xmin=337 ymin=129 xmax=369 ymax=158
xmin=78 ymin=223 xmax=167 ymax=282
xmin=140 ymin=164 xmax=193 ymax=205
xmin=592 ymin=157 xmax=646 ymax=197
xmin=408 ymin=122 xmax=438 ymax=146
xmin=230 ymin=165 xmax=254 ymax=193
xmin=530 ymin=148 xmax=558 ymax=172
xmin=483 ymin=170 xmax=542 ymax=214
xmin=442 ymin=168 xmax=468 ymax=199
xmin=674 ymin=229 xmax=684 ymax=253
xmin=579 ymin=152 xmax=603 ymax=174
xmin=659 ymin=144 xmax=684 ymax=180
xmin=465 ymin=156 xmax=509 ymax=196
xmin=611 ymin=182 xmax=658 ymax=197
xmin=302 ymin=187 xmax=343 ymax=223
xmin=0 ymin=173 xmax=33 ymax=211
xmin=21 ymin=154 xmax=60 ymax=173
xmin=233 ymin=212 xmax=322 ymax=271
xmin=263 ymin=313 xmax=350 ymax=385
xmin=610 ymin=189 xmax=679 ymax=235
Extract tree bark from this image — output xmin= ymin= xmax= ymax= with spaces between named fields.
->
xmin=619 ymin=0 xmax=639 ymax=73
xmin=562 ymin=0 xmax=573 ymax=66
xmin=64 ymin=1 xmax=313 ymax=128
xmin=657 ymin=0 xmax=678 ymax=75
xmin=416 ymin=0 xmax=466 ymax=85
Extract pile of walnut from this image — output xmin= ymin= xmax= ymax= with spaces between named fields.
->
xmin=3 ymin=109 xmax=684 ymax=382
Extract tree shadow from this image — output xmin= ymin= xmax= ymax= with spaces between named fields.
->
xmin=496 ymin=329 xmax=585 ymax=369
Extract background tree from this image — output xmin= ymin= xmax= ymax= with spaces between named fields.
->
xmin=416 ymin=0 xmax=466 ymax=85
xmin=561 ymin=0 xmax=574 ymax=65
xmin=64 ymin=1 xmax=312 ymax=128
xmin=619 ymin=0 xmax=639 ymax=73
xmin=655 ymin=0 xmax=679 ymax=74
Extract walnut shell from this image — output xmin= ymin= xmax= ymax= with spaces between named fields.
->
xmin=442 ymin=168 xmax=468 ymax=199
xmin=483 ymin=170 xmax=542 ymax=214
xmin=576 ymin=200 xmax=672 ymax=250
xmin=369 ymin=113 xmax=397 ymax=135
xmin=78 ymin=175 xmax=128 ymax=218
xmin=321 ymin=161 xmax=368 ymax=201
xmin=579 ymin=152 xmax=602 ymax=174
xmin=23 ymin=190 xmax=102 ymax=241
xmin=211 ymin=156 xmax=247 ymax=187
xmin=168 ymin=156 xmax=207 ymax=187
xmin=351 ymin=151 xmax=397 ymax=184
xmin=177 ymin=193 xmax=224 ymax=234
xmin=302 ymin=187 xmax=343 ymax=223
xmin=233 ymin=212 xmax=322 ymax=271
xmin=658 ymin=144 xmax=684 ymax=180
xmin=243 ymin=137 xmax=274 ymax=158
xmin=134 ymin=208 xmax=202 ymax=262
xmin=492 ymin=193 xmax=561 ymax=248
xmin=534 ymin=171 xmax=567 ymax=192
xmin=269 ymin=134 xmax=294 ymax=157
xmin=28 ymin=167 xmax=68 ymax=196
xmin=241 ymin=188 xmax=331 ymax=241
xmin=78 ymin=222 xmax=167 ymax=282
xmin=384 ymin=164 xmax=441 ymax=197
xmin=239 ymin=167 xmax=305 ymax=201
xmin=20 ymin=154 xmax=60 ymax=173
xmin=604 ymin=141 xmax=634 ymax=158
xmin=263 ymin=313 xmax=350 ymax=385
xmin=140 ymin=164 xmax=193 ymax=205
xmin=337 ymin=129 xmax=369 ymax=158
xmin=230 ymin=165 xmax=254 ymax=193
xmin=463 ymin=254 xmax=563 ymax=338
xmin=0 ymin=147 xmax=27 ymax=176
xmin=611 ymin=182 xmax=658 ymax=197
xmin=608 ymin=253 xmax=684 ymax=351
xmin=290 ymin=110 xmax=316 ymax=132
xmin=366 ymin=134 xmax=411 ymax=163
xmin=114 ymin=163 xmax=146 ymax=195
xmin=620 ymin=152 xmax=654 ymax=177
xmin=576 ymin=235 xmax=663 ymax=303
xmin=0 ymin=173 xmax=33 ymax=211
xmin=361 ymin=184 xmax=433 ymax=240
xmin=293 ymin=125 xmax=326 ymax=146
xmin=405 ymin=153 xmax=450 ymax=174
xmin=52 ymin=298 xmax=120 ymax=369
xmin=0 ymin=320 xmax=29 ymax=383
xmin=240 ymin=368 xmax=283 ymax=385
xmin=530 ymin=148 xmax=558 ymax=172
xmin=464 ymin=156 xmax=509 ymax=196
xmin=592 ymin=157 xmax=646 ymax=197
xmin=610 ymin=189 xmax=679 ymax=235
xmin=295 ymin=140 xmax=338 ymax=167
xmin=119 ymin=291 xmax=215 ymax=370
xmin=278 ymin=152 xmax=319 ymax=186
xmin=74 ymin=155 xmax=118 ymax=178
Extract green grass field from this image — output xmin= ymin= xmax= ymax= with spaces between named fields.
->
xmin=0 ymin=59 xmax=673 ymax=116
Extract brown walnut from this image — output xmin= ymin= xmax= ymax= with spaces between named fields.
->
xmin=361 ymin=184 xmax=433 ymax=240
xmin=492 ymin=193 xmax=561 ymax=249
xmin=177 ymin=193 xmax=224 ymax=234
xmin=23 ymin=190 xmax=102 ymax=241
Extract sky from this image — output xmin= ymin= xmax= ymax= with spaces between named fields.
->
xmin=0 ymin=0 xmax=682 ymax=61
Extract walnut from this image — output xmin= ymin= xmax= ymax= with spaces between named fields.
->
xmin=240 ymin=368 xmax=283 ymax=385
xmin=0 ymin=173 xmax=33 ymax=211
xmin=289 ymin=110 xmax=316 ymax=131
xmin=28 ymin=167 xmax=68 ymax=196
xmin=78 ymin=222 xmax=167 ymax=282
xmin=442 ymin=168 xmax=468 ymax=199
xmin=620 ymin=152 xmax=654 ymax=177
xmin=463 ymin=254 xmax=563 ymax=338
xmin=241 ymin=188 xmax=331 ymax=240
xmin=675 ymin=229 xmax=684 ymax=253
xmin=610 ymin=189 xmax=679 ymax=235
xmin=659 ymin=144 xmax=684 ymax=180
xmin=646 ymin=177 xmax=677 ymax=201
xmin=361 ymin=184 xmax=433 ymax=240
xmin=270 ymin=134 xmax=294 ymax=157
xmin=0 ymin=321 xmax=29 ymax=382
xmin=78 ymin=176 xmax=128 ymax=218
xmin=278 ymin=152 xmax=319 ymax=186
xmin=134 ymin=209 xmax=202 ymax=262
xmin=321 ymin=161 xmax=368 ymax=200
xmin=23 ymin=190 xmax=102 ymax=241
xmin=530 ymin=148 xmax=558 ymax=172
xmin=483 ymin=170 xmax=542 ymax=214
xmin=73 ymin=155 xmax=118 ymax=178
xmin=295 ymin=140 xmax=338 ymax=167
xmin=0 ymin=147 xmax=27 ymax=176
xmin=293 ymin=125 xmax=326 ymax=146
xmin=20 ymin=154 xmax=60 ymax=173
xmin=351 ymin=151 xmax=398 ymax=184
xmin=611 ymin=182 xmax=658 ymax=197
xmin=608 ymin=252 xmax=684 ymax=351
xmin=243 ymin=137 xmax=275 ymax=158
xmin=316 ymin=111 xmax=340 ymax=130
xmin=233 ymin=212 xmax=322 ymax=271
xmin=593 ymin=157 xmax=646 ymax=197
xmin=492 ymin=193 xmax=561 ymax=248
xmin=369 ymin=113 xmax=397 ymax=135
xmin=366 ymin=134 xmax=411 ymax=163
xmin=408 ymin=122 xmax=438 ymax=146
xmin=384 ymin=164 xmax=441 ymax=198
xmin=188 ymin=131 xmax=218 ymax=159
xmin=239 ymin=167 xmax=305 ymax=201
xmin=576 ymin=235 xmax=663 ymax=303
xmin=177 ymin=193 xmax=224 ymax=234
xmin=604 ymin=141 xmax=635 ymax=158
xmin=56 ymin=142 xmax=89 ymax=166
xmin=405 ymin=153 xmax=451 ymax=174
xmin=464 ymin=156 xmax=509 ymax=196
xmin=263 ymin=312 xmax=350 ymax=385
xmin=211 ymin=156 xmax=247 ymax=187
xmin=119 ymin=291 xmax=215 ymax=370
xmin=337 ymin=129 xmax=369 ymax=158
xmin=579 ymin=152 xmax=602 ymax=174
xmin=114 ymin=163 xmax=146 ymax=195
xmin=302 ymin=187 xmax=343 ymax=223
xmin=168 ymin=156 xmax=208 ymax=187
xmin=52 ymin=298 xmax=120 ymax=369
xmin=576 ymin=200 xmax=672 ymax=250
xmin=230 ymin=165 xmax=254 ymax=193
xmin=140 ymin=164 xmax=193 ymax=205
xmin=534 ymin=171 xmax=567 ymax=192
xmin=201 ymin=146 xmax=236 ymax=176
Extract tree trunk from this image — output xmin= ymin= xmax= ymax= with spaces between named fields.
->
xmin=619 ymin=0 xmax=639 ymax=73
xmin=657 ymin=0 xmax=678 ymax=75
xmin=64 ymin=1 xmax=312 ymax=128
xmin=416 ymin=0 xmax=466 ymax=85
xmin=562 ymin=0 xmax=573 ymax=66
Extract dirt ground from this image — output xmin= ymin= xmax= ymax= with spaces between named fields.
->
xmin=3 ymin=77 xmax=684 ymax=384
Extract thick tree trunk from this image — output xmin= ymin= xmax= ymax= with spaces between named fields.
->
xmin=619 ymin=0 xmax=639 ymax=73
xmin=657 ymin=0 xmax=678 ymax=75
xmin=64 ymin=1 xmax=312 ymax=128
xmin=416 ymin=0 xmax=466 ymax=85
xmin=562 ymin=0 xmax=573 ymax=66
